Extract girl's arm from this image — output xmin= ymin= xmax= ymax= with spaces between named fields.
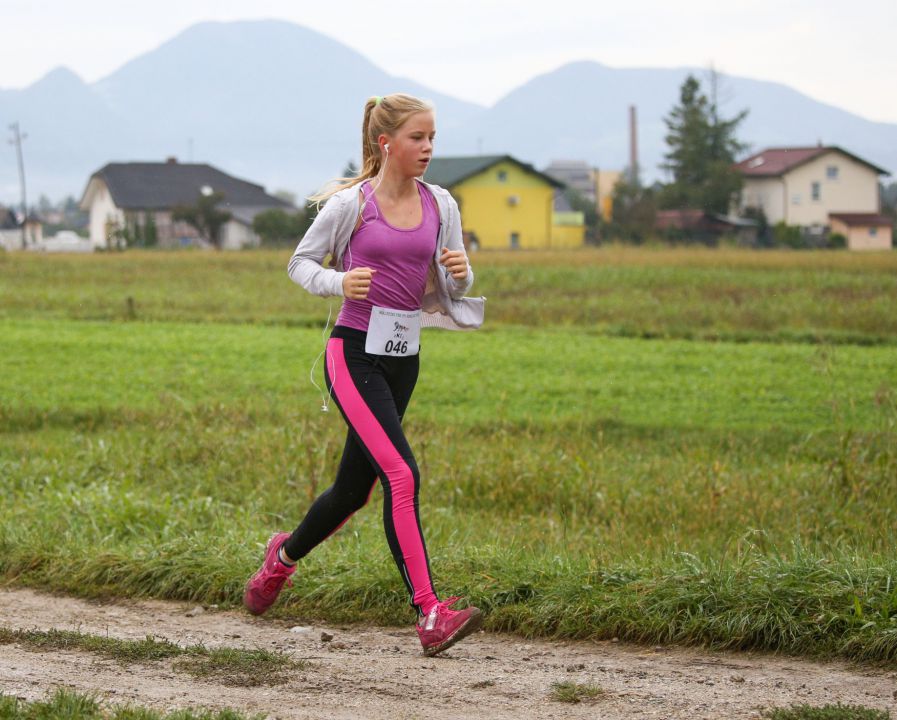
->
xmin=287 ymin=196 xmax=347 ymax=297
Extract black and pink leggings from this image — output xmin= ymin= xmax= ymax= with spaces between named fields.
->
xmin=282 ymin=325 xmax=438 ymax=616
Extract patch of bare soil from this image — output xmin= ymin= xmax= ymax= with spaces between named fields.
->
xmin=1 ymin=588 xmax=895 ymax=719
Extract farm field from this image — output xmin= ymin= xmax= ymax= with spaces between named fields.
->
xmin=2 ymin=246 xmax=897 ymax=343
xmin=1 ymin=247 xmax=897 ymax=670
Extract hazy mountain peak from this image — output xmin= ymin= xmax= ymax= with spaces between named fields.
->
xmin=0 ymin=18 xmax=893 ymax=204
xmin=32 ymin=66 xmax=87 ymax=89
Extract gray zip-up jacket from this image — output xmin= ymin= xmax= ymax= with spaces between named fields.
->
xmin=287 ymin=178 xmax=485 ymax=330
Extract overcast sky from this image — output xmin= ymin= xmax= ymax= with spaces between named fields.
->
xmin=2 ymin=0 xmax=896 ymax=123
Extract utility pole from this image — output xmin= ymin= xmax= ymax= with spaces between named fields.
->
xmin=8 ymin=122 xmax=28 ymax=248
xmin=628 ymin=105 xmax=639 ymax=186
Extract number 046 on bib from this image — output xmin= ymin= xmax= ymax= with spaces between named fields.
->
xmin=365 ymin=307 xmax=421 ymax=357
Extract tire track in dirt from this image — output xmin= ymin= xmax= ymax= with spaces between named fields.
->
xmin=1 ymin=588 xmax=895 ymax=719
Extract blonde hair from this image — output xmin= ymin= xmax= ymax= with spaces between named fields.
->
xmin=308 ymin=93 xmax=435 ymax=207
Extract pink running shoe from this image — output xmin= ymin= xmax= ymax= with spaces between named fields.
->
xmin=243 ymin=532 xmax=295 ymax=616
xmin=417 ymin=596 xmax=483 ymax=656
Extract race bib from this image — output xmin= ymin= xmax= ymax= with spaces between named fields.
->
xmin=365 ymin=307 xmax=421 ymax=357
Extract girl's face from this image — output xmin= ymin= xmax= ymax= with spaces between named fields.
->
xmin=383 ymin=111 xmax=436 ymax=178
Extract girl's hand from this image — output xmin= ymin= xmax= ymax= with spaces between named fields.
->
xmin=342 ymin=267 xmax=376 ymax=299
xmin=439 ymin=248 xmax=468 ymax=281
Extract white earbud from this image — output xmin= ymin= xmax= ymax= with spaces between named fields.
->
xmin=385 ymin=143 xmax=390 ymax=153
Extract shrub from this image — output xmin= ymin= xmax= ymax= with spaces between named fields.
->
xmin=827 ymin=233 xmax=847 ymax=250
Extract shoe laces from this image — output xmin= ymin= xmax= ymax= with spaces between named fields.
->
xmin=438 ymin=596 xmax=460 ymax=610
xmin=261 ymin=565 xmax=293 ymax=596
xmin=419 ymin=596 xmax=464 ymax=631
xmin=431 ymin=596 xmax=461 ymax=617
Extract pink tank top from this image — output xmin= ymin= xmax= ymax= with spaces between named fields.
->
xmin=336 ymin=180 xmax=439 ymax=333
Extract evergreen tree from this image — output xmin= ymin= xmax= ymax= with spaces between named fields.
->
xmin=661 ymin=74 xmax=748 ymax=215
xmin=610 ymin=175 xmax=657 ymax=243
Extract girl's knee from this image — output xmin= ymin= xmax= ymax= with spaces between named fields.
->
xmin=382 ymin=460 xmax=420 ymax=497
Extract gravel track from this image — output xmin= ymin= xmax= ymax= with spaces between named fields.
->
xmin=1 ymin=588 xmax=895 ymax=719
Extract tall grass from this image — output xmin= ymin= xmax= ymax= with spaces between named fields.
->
xmin=2 ymin=248 xmax=896 ymax=661
xmin=2 ymin=248 xmax=896 ymax=342
xmin=2 ymin=311 xmax=897 ymax=661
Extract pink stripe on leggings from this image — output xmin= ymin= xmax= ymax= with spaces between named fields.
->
xmin=326 ymin=338 xmax=437 ymax=613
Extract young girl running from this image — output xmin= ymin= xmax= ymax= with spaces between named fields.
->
xmin=244 ymin=93 xmax=485 ymax=656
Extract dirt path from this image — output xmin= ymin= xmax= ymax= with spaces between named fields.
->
xmin=0 ymin=588 xmax=895 ymax=719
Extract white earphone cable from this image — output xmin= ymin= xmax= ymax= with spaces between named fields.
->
xmin=308 ymin=147 xmax=389 ymax=413
xmin=310 ymin=301 xmax=334 ymax=412
xmin=358 ymin=147 xmax=388 ymax=226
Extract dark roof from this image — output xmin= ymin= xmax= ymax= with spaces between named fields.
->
xmin=422 ymin=155 xmax=564 ymax=189
xmin=829 ymin=213 xmax=894 ymax=227
xmin=1 ymin=207 xmax=18 ymax=230
xmin=734 ymin=146 xmax=890 ymax=177
xmin=82 ymin=161 xmax=294 ymax=211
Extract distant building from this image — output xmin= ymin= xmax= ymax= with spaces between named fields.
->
xmin=829 ymin=213 xmax=894 ymax=251
xmin=543 ymin=160 xmax=621 ymax=221
xmin=80 ymin=158 xmax=295 ymax=250
xmin=595 ymin=169 xmax=621 ymax=222
xmin=656 ymin=209 xmax=758 ymax=245
xmin=733 ymin=146 xmax=892 ymax=249
xmin=543 ymin=160 xmax=597 ymax=203
xmin=0 ymin=207 xmax=43 ymax=250
xmin=424 ymin=155 xmax=583 ymax=250
xmin=0 ymin=207 xmax=19 ymax=250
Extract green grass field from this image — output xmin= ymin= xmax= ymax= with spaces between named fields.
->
xmin=2 ymin=248 xmax=896 ymax=663
xmin=2 ymin=247 xmax=897 ymax=342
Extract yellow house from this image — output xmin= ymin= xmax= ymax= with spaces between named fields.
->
xmin=423 ymin=155 xmax=584 ymax=249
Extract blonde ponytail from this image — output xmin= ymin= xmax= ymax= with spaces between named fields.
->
xmin=308 ymin=93 xmax=434 ymax=208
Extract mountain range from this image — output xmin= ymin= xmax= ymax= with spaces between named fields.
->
xmin=1 ymin=18 xmax=895 ymax=205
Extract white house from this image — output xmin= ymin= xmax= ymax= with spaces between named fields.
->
xmin=733 ymin=146 xmax=892 ymax=249
xmin=79 ymin=158 xmax=295 ymax=250
xmin=0 ymin=207 xmax=43 ymax=251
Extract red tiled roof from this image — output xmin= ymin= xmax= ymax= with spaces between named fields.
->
xmin=734 ymin=146 xmax=889 ymax=177
xmin=734 ymin=147 xmax=827 ymax=176
xmin=829 ymin=213 xmax=894 ymax=227
xmin=654 ymin=209 xmax=756 ymax=231
xmin=655 ymin=209 xmax=705 ymax=229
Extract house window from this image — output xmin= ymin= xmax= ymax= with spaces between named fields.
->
xmin=870 ymin=227 xmax=878 ymax=237
xmin=497 ymin=170 xmax=508 ymax=182
xmin=792 ymin=194 xmax=801 ymax=205
xmin=811 ymin=182 xmax=821 ymax=201
xmin=509 ymin=232 xmax=520 ymax=249
xmin=826 ymin=165 xmax=839 ymax=180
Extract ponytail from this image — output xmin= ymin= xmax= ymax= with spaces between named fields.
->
xmin=308 ymin=93 xmax=434 ymax=208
